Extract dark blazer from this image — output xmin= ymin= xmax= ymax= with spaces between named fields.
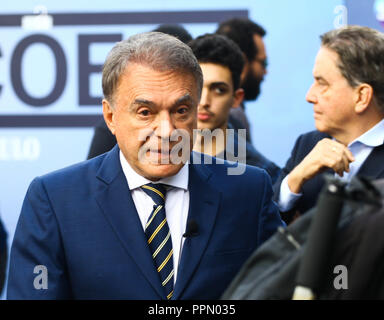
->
xmin=273 ymin=130 xmax=384 ymax=218
xmin=0 ymin=218 xmax=7 ymax=295
xmin=223 ymin=129 xmax=281 ymax=184
xmin=243 ymin=143 xmax=281 ymax=185
xmin=87 ymin=118 xmax=116 ymax=160
xmin=229 ymin=106 xmax=251 ymax=143
xmin=7 ymin=145 xmax=283 ymax=299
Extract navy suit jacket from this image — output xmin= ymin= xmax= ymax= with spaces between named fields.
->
xmin=273 ymin=130 xmax=384 ymax=217
xmin=7 ymin=145 xmax=283 ymax=299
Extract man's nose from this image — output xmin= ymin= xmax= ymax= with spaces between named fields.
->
xmin=263 ymin=65 xmax=268 ymax=76
xmin=305 ymin=83 xmax=317 ymax=104
xmin=155 ymin=113 xmax=175 ymax=139
xmin=198 ymin=89 xmax=210 ymax=109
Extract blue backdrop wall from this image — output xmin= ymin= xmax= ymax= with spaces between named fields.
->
xmin=1 ymin=0 xmax=382 ymax=298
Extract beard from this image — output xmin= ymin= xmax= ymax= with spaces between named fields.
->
xmin=242 ymin=71 xmax=263 ymax=101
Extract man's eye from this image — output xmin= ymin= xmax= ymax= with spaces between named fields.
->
xmin=214 ymin=87 xmax=226 ymax=94
xmin=139 ymin=109 xmax=150 ymax=116
xmin=315 ymin=78 xmax=327 ymax=86
xmin=176 ymin=107 xmax=188 ymax=114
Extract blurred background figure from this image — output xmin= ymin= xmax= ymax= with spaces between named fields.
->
xmin=153 ymin=24 xmax=193 ymax=44
xmin=87 ymin=24 xmax=193 ymax=159
xmin=216 ymin=17 xmax=268 ymax=144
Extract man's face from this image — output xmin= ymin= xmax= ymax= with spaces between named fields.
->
xmin=103 ymin=63 xmax=199 ymax=181
xmin=306 ymin=47 xmax=357 ymax=141
xmin=241 ymin=34 xmax=268 ymax=101
xmin=197 ymin=63 xmax=243 ymax=131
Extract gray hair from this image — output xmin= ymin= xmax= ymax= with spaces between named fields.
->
xmin=102 ymin=31 xmax=203 ymax=105
xmin=321 ymin=25 xmax=384 ymax=113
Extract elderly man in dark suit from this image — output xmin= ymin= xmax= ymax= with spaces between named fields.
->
xmin=274 ymin=26 xmax=384 ymax=223
xmin=7 ymin=32 xmax=283 ymax=299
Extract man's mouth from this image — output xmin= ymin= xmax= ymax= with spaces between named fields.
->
xmin=148 ymin=149 xmax=171 ymax=155
xmin=197 ymin=113 xmax=212 ymax=121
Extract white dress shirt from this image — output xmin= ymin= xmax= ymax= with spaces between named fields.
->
xmin=119 ymin=151 xmax=189 ymax=283
xmin=278 ymin=119 xmax=384 ymax=211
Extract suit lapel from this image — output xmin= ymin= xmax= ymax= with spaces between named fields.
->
xmin=172 ymin=162 xmax=221 ymax=299
xmin=94 ymin=146 xmax=164 ymax=299
xmin=357 ymin=144 xmax=384 ymax=179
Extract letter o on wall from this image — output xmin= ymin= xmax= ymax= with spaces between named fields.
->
xmin=11 ymin=34 xmax=67 ymax=107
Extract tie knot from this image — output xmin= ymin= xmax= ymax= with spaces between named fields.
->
xmin=141 ymin=183 xmax=167 ymax=205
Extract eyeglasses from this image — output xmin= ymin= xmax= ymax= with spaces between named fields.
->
xmin=254 ymin=58 xmax=268 ymax=69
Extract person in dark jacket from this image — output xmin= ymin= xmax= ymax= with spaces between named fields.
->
xmin=274 ymin=26 xmax=384 ymax=223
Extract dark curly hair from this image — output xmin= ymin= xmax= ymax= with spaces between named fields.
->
xmin=216 ymin=18 xmax=266 ymax=62
xmin=188 ymin=33 xmax=244 ymax=90
xmin=153 ymin=24 xmax=193 ymax=44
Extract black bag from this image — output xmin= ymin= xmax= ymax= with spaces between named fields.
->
xmin=221 ymin=175 xmax=384 ymax=300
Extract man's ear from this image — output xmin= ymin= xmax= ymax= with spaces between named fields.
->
xmin=354 ymin=83 xmax=373 ymax=114
xmin=232 ymin=88 xmax=245 ymax=109
xmin=102 ymin=99 xmax=116 ymax=135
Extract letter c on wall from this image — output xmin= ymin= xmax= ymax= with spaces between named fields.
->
xmin=11 ymin=34 xmax=67 ymax=107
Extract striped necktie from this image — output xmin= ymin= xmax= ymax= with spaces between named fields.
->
xmin=141 ymin=183 xmax=174 ymax=300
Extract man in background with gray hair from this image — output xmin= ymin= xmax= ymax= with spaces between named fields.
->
xmin=7 ymin=32 xmax=283 ymax=299
xmin=274 ymin=26 xmax=384 ymax=223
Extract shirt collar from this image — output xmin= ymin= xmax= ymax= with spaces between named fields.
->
xmin=119 ymin=150 xmax=189 ymax=191
xmin=349 ymin=118 xmax=384 ymax=148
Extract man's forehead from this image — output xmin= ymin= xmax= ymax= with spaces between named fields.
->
xmin=253 ymin=34 xmax=266 ymax=59
xmin=131 ymin=93 xmax=195 ymax=105
xmin=311 ymin=47 xmax=353 ymax=87
xmin=315 ymin=47 xmax=339 ymax=64
xmin=119 ymin=63 xmax=196 ymax=88
xmin=200 ymin=63 xmax=233 ymax=88
xmin=122 ymin=62 xmax=186 ymax=79
xmin=112 ymin=63 xmax=200 ymax=105
xmin=200 ymin=63 xmax=232 ymax=79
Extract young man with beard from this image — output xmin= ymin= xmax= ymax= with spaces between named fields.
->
xmin=216 ymin=18 xmax=268 ymax=144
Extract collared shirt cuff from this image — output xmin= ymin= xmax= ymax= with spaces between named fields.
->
xmin=278 ymin=175 xmax=302 ymax=212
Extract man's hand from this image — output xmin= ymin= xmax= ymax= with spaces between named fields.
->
xmin=287 ymin=138 xmax=355 ymax=193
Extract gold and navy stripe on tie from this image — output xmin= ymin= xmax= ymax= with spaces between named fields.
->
xmin=141 ymin=183 xmax=174 ymax=300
